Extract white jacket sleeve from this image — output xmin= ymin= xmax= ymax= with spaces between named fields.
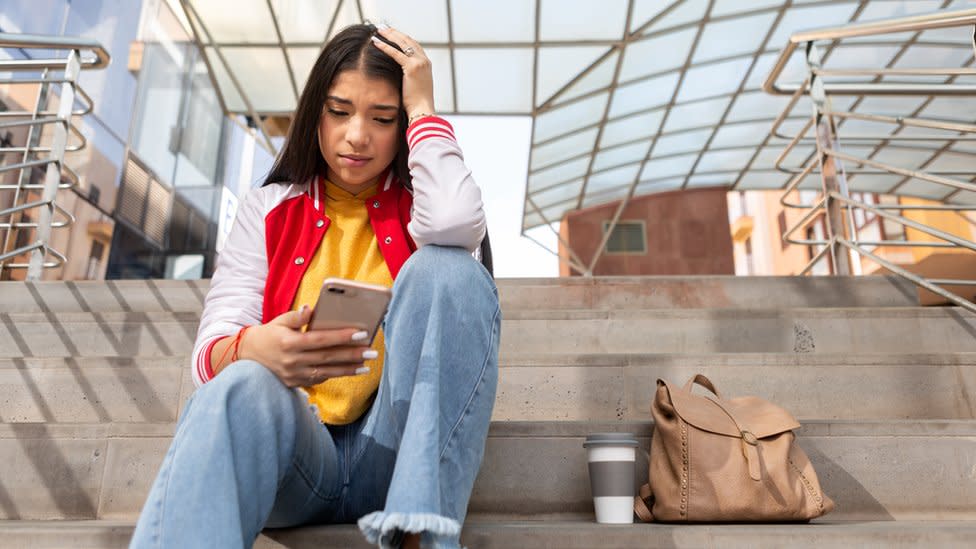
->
xmin=189 ymin=186 xmax=269 ymax=387
xmin=405 ymin=117 xmax=487 ymax=252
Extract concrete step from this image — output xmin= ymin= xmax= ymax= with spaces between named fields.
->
xmin=0 ymin=276 xmax=919 ymax=315
xmin=3 ymin=519 xmax=976 ymax=549
xmin=0 ymin=420 xmax=972 ymax=521
xmin=4 ymin=306 xmax=975 ymax=359
xmin=3 ymin=353 xmax=974 ymax=423
xmin=501 ymin=306 xmax=976 ymax=355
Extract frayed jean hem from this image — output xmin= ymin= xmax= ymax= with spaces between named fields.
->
xmin=358 ymin=511 xmax=463 ymax=549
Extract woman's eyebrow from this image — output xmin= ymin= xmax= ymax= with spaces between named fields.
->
xmin=326 ymin=95 xmax=399 ymax=111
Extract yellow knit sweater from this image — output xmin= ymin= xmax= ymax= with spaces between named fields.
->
xmin=291 ymin=180 xmax=394 ymax=424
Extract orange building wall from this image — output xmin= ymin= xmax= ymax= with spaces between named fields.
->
xmin=558 ymin=187 xmax=735 ymax=276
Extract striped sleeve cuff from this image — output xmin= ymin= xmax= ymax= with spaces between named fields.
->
xmin=196 ymin=335 xmax=226 ymax=384
xmin=406 ymin=116 xmax=456 ymax=149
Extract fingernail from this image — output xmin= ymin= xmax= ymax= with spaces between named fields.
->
xmin=351 ymin=330 xmax=369 ymax=341
xmin=362 ymin=349 xmax=379 ymax=360
xmin=299 ymin=304 xmax=309 ymax=315
xmin=376 ymin=23 xmax=390 ymax=30
xmin=355 ymin=366 xmax=371 ymax=375
xmin=370 ymin=35 xmax=381 ymax=43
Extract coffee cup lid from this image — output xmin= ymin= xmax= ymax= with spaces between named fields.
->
xmin=583 ymin=432 xmax=639 ymax=448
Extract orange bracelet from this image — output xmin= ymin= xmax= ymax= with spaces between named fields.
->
xmin=232 ymin=325 xmax=251 ymax=362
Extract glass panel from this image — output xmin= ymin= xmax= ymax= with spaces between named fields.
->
xmin=917 ymin=25 xmax=976 ymax=43
xmin=582 ymin=187 xmax=629 ymax=209
xmin=677 ymin=57 xmax=753 ymax=102
xmin=629 ymin=0 xmax=672 ymax=33
xmin=888 ymin=46 xmax=974 ymax=83
xmin=662 ymin=96 xmax=731 ymax=132
xmin=847 ymin=174 xmax=903 ymax=194
xmin=897 ymin=179 xmax=954 ymax=200
xmin=271 ymin=0 xmax=337 ymax=43
xmin=835 ymin=117 xmax=898 ymax=137
xmin=188 ymin=0 xmax=276 ymax=43
xmin=767 ymin=3 xmax=860 ymax=47
xmin=751 ymin=145 xmax=814 ymax=171
xmin=455 ymin=48 xmax=533 ymax=113
xmin=693 ymin=11 xmax=778 ymax=63
xmin=745 ymin=52 xmax=781 ymax=90
xmin=854 ymin=0 xmax=944 ymax=22
xmin=536 ymin=46 xmax=613 ymax=107
xmin=540 ymin=0 xmax=628 ymax=41
xmin=592 ymin=142 xmax=648 ymax=172
xmin=360 ymin=0 xmax=449 ymax=41
xmin=619 ymin=28 xmax=696 ymax=82
xmin=862 ymin=147 xmax=933 ymax=171
xmin=534 ymin=92 xmax=608 ymax=143
xmin=530 ymin=128 xmax=599 ymax=171
xmin=328 ymin=0 xmax=361 ymax=40
xmin=653 ymin=128 xmax=712 ymax=156
xmin=587 ymin=163 xmax=641 ymax=193
xmin=824 ymin=45 xmax=900 ymax=73
xmin=608 ymin=72 xmax=680 ymax=118
xmin=712 ymin=0 xmax=783 ymax=18
xmin=646 ymin=0 xmax=709 ymax=32
xmin=133 ymin=42 xmax=192 ymax=182
xmin=737 ymin=170 xmax=790 ymax=189
xmin=924 ymin=151 xmax=976 ymax=173
xmin=711 ymin=121 xmax=772 ymax=149
xmin=921 ymin=97 xmax=976 ymax=121
xmin=530 ymin=180 xmax=583 ymax=208
xmin=450 ymin=0 xmax=535 ymax=42
xmin=694 ymin=148 xmax=755 ymax=173
xmin=725 ymin=90 xmax=792 ymax=122
xmin=687 ymin=174 xmax=735 ymax=187
xmin=426 ymin=47 xmax=454 ymax=112
xmin=529 ymin=156 xmax=591 ymax=190
xmin=558 ymin=50 xmax=620 ymax=105
xmin=854 ymin=96 xmax=929 ymax=116
xmin=636 ymin=176 xmax=685 ymax=194
xmin=220 ymin=47 xmax=294 ymax=112
xmin=287 ymin=48 xmax=320 ymax=93
xmin=640 ymin=152 xmax=698 ymax=179
xmin=600 ymin=110 xmax=664 ymax=148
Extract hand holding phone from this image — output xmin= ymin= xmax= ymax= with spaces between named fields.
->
xmin=307 ymin=278 xmax=392 ymax=345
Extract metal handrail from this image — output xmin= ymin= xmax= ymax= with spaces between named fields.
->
xmin=0 ymin=33 xmax=109 ymax=280
xmin=763 ymin=7 xmax=976 ymax=95
xmin=767 ymin=6 xmax=976 ymax=309
xmin=0 ymin=33 xmax=109 ymax=69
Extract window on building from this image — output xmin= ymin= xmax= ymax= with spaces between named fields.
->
xmin=602 ymin=220 xmax=647 ymax=254
xmin=86 ymin=240 xmax=105 ymax=280
xmin=744 ymin=237 xmax=754 ymax=275
xmin=777 ymin=211 xmax=788 ymax=250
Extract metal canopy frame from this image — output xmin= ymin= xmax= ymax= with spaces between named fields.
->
xmin=179 ymin=0 xmax=976 ymax=275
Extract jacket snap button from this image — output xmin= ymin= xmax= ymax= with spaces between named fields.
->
xmin=294 ymin=257 xmax=305 ymax=265
xmin=384 ymin=236 xmax=392 ymax=244
xmin=315 ymin=219 xmax=325 ymax=228
xmin=373 ymin=201 xmax=381 ymax=208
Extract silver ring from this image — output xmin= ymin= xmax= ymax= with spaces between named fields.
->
xmin=404 ymin=46 xmax=415 ymax=57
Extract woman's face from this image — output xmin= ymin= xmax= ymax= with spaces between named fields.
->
xmin=318 ymin=69 xmax=400 ymax=193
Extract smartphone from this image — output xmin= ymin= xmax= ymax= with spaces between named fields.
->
xmin=306 ymin=278 xmax=392 ymax=345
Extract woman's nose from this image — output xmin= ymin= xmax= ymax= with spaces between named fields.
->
xmin=345 ymin=117 xmax=369 ymax=147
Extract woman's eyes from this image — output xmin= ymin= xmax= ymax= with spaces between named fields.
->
xmin=327 ymin=109 xmax=395 ymax=125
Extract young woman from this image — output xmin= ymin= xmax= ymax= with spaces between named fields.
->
xmin=130 ymin=23 xmax=500 ymax=549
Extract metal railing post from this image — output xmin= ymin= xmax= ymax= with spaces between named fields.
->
xmin=806 ymin=42 xmax=852 ymax=276
xmin=25 ymin=50 xmax=79 ymax=280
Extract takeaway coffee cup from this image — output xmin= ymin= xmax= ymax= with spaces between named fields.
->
xmin=583 ymin=433 xmax=639 ymax=524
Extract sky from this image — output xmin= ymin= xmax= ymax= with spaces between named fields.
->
xmin=446 ymin=115 xmax=559 ymax=278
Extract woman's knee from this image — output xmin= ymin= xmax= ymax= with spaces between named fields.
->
xmin=395 ymin=244 xmax=495 ymax=300
xmin=193 ymin=360 xmax=296 ymax=422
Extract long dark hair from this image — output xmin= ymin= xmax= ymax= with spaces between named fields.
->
xmin=262 ymin=23 xmax=493 ymax=275
xmin=264 ymin=24 xmax=410 ymax=188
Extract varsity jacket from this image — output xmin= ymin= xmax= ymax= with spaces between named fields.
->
xmin=191 ymin=116 xmax=486 ymax=387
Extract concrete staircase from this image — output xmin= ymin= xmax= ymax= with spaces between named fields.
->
xmin=1 ymin=276 xmax=975 ymax=547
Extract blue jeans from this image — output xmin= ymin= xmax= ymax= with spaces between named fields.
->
xmin=130 ymin=246 xmax=501 ymax=549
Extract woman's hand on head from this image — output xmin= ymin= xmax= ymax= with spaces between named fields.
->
xmin=371 ymin=25 xmax=435 ymax=121
xmin=240 ymin=306 xmax=373 ymax=388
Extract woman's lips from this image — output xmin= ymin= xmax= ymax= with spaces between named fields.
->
xmin=339 ymin=155 xmax=370 ymax=168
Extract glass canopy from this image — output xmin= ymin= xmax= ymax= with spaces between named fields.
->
xmin=180 ymin=0 xmax=976 ymax=231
